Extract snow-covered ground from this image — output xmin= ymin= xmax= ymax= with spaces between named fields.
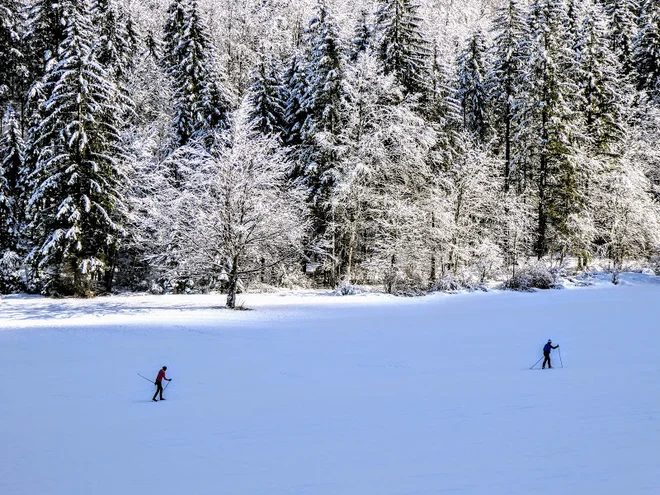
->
xmin=1 ymin=274 xmax=659 ymax=495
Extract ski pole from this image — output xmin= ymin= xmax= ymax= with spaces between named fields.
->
xmin=138 ymin=373 xmax=153 ymax=383
xmin=530 ymin=356 xmax=543 ymax=370
xmin=558 ymin=347 xmax=564 ymax=368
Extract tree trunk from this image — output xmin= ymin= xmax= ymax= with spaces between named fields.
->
xmin=226 ymin=255 xmax=240 ymax=309
xmin=429 ymin=212 xmax=436 ymax=284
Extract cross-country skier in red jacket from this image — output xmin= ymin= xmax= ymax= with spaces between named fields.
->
xmin=152 ymin=366 xmax=172 ymax=402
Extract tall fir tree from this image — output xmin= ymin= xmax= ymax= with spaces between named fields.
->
xmin=23 ymin=0 xmax=67 ymax=85
xmin=518 ymin=0 xmax=585 ymax=258
xmin=456 ymin=30 xmax=490 ymax=142
xmin=299 ymin=0 xmax=345 ymax=213
xmin=162 ymin=0 xmax=231 ymax=147
xmin=375 ymin=0 xmax=431 ymax=94
xmin=602 ymin=0 xmax=640 ymax=77
xmin=26 ymin=0 xmax=126 ymax=295
xmin=425 ymin=42 xmax=460 ymax=161
xmin=350 ymin=9 xmax=373 ymax=61
xmin=634 ymin=0 xmax=660 ymax=99
xmin=248 ymin=52 xmax=286 ymax=139
xmin=302 ymin=2 xmax=344 ymax=137
xmin=488 ymin=0 xmax=529 ymax=191
xmin=0 ymin=0 xmax=23 ymax=119
xmin=90 ymin=0 xmax=138 ymax=82
xmin=0 ymin=107 xmax=23 ymax=253
xmin=578 ymin=3 xmax=627 ymax=154
xmin=283 ymin=52 xmax=308 ymax=154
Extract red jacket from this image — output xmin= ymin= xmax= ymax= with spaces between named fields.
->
xmin=156 ymin=369 xmax=167 ymax=382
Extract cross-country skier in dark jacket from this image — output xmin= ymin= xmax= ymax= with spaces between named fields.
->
xmin=152 ymin=366 xmax=172 ymax=402
xmin=542 ymin=340 xmax=559 ymax=369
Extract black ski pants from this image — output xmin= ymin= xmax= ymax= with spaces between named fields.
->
xmin=153 ymin=380 xmax=164 ymax=400
xmin=542 ymin=352 xmax=552 ymax=369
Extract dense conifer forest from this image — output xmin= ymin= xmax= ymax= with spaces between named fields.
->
xmin=1 ymin=0 xmax=659 ymax=305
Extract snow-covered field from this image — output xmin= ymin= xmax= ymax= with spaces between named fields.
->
xmin=1 ymin=275 xmax=660 ymax=495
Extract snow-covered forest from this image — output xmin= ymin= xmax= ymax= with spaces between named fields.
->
xmin=1 ymin=0 xmax=660 ymax=305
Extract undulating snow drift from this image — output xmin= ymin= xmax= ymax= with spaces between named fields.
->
xmin=1 ymin=275 xmax=660 ymax=495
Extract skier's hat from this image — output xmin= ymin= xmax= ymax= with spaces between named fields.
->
xmin=548 ymin=339 xmax=552 ymax=343
xmin=163 ymin=366 xmax=167 ymax=370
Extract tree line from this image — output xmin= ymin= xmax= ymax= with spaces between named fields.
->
xmin=1 ymin=0 xmax=659 ymax=305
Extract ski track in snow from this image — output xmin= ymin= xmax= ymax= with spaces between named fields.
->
xmin=1 ymin=274 xmax=659 ymax=495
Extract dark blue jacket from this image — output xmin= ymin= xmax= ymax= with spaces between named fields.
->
xmin=543 ymin=343 xmax=558 ymax=353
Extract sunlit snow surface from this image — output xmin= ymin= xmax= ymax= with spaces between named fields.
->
xmin=1 ymin=274 xmax=659 ymax=495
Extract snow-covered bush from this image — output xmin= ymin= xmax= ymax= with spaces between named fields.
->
xmin=0 ymin=250 xmax=21 ymax=293
xmin=432 ymin=275 xmax=462 ymax=293
xmin=503 ymin=263 xmax=557 ymax=291
xmin=332 ymin=281 xmax=366 ymax=296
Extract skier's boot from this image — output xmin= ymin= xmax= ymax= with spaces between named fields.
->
xmin=152 ymin=398 xmax=158 ymax=402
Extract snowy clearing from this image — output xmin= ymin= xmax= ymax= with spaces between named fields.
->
xmin=1 ymin=275 xmax=660 ymax=495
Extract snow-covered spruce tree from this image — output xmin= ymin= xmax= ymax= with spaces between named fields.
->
xmin=577 ymin=3 xmax=627 ymax=155
xmin=298 ymin=1 xmax=345 ymax=240
xmin=162 ymin=0 xmax=231 ymax=147
xmin=0 ymin=106 xmax=23 ymax=225
xmin=0 ymin=0 xmax=23 ymax=118
xmin=0 ymin=107 xmax=23 ymax=291
xmin=349 ymin=9 xmax=373 ymax=62
xmin=0 ymin=107 xmax=25 ymax=293
xmin=488 ymin=0 xmax=529 ymax=191
xmin=634 ymin=0 xmax=660 ymax=100
xmin=425 ymin=43 xmax=461 ymax=148
xmin=375 ymin=0 xmax=431 ymax=95
xmin=283 ymin=52 xmax=308 ymax=154
xmin=90 ymin=0 xmax=138 ymax=82
xmin=456 ymin=30 xmax=490 ymax=142
xmin=25 ymin=0 xmax=126 ymax=296
xmin=23 ymin=0 xmax=67 ymax=85
xmin=516 ymin=0 xmax=585 ymax=259
xmin=131 ymin=106 xmax=308 ymax=308
xmin=602 ymin=0 xmax=640 ymax=77
xmin=565 ymin=0 xmax=586 ymax=48
xmin=247 ymin=52 xmax=286 ymax=139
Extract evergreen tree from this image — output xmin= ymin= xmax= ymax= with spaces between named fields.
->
xmin=634 ymin=0 xmax=660 ymax=99
xmin=375 ymin=0 xmax=431 ymax=94
xmin=0 ymin=107 xmax=23 ymax=252
xmin=602 ymin=0 xmax=639 ymax=76
xmin=302 ymin=2 xmax=344 ymax=137
xmin=425 ymin=44 xmax=462 ymax=132
xmin=488 ymin=0 xmax=529 ymax=191
xmin=162 ymin=0 xmax=231 ymax=147
xmin=350 ymin=9 xmax=373 ymax=61
xmin=200 ymin=67 xmax=232 ymax=133
xmin=0 ymin=0 xmax=23 ymax=117
xmin=90 ymin=0 xmax=138 ymax=82
xmin=578 ymin=3 xmax=627 ymax=154
xmin=299 ymin=1 xmax=345 ymax=210
xmin=0 ymin=112 xmax=22 ymax=292
xmin=456 ymin=30 xmax=490 ymax=142
xmin=283 ymin=53 xmax=308 ymax=151
xmin=248 ymin=52 xmax=286 ymax=139
xmin=518 ymin=0 xmax=585 ymax=258
xmin=23 ymin=0 xmax=67 ymax=84
xmin=26 ymin=0 xmax=126 ymax=295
